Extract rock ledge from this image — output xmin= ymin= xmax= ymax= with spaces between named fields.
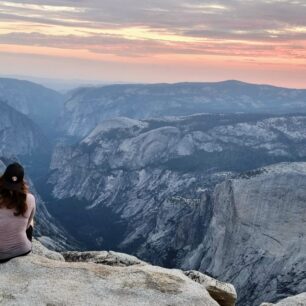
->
xmin=0 ymin=239 xmax=237 ymax=306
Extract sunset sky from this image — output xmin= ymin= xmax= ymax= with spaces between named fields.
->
xmin=0 ymin=0 xmax=306 ymax=88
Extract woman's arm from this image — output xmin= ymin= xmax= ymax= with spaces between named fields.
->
xmin=26 ymin=193 xmax=36 ymax=229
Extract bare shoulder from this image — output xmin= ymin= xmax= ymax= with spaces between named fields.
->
xmin=26 ymin=193 xmax=36 ymax=206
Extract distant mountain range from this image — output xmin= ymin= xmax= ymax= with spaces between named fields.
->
xmin=0 ymin=99 xmax=47 ymax=158
xmin=60 ymin=80 xmax=306 ymax=137
xmin=0 ymin=78 xmax=64 ymax=134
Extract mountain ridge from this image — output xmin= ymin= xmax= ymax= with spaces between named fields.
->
xmin=60 ymin=81 xmax=306 ymax=138
xmin=0 ymin=77 xmax=64 ymax=135
xmin=68 ymin=79 xmax=306 ymax=92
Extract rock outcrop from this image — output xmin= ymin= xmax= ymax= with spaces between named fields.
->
xmin=62 ymin=250 xmax=145 ymax=266
xmin=185 ymin=270 xmax=237 ymax=306
xmin=0 ymin=239 xmax=236 ymax=306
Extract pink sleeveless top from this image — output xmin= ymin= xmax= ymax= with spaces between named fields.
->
xmin=0 ymin=193 xmax=36 ymax=260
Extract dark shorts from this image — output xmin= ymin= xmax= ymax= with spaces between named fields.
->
xmin=0 ymin=225 xmax=33 ymax=263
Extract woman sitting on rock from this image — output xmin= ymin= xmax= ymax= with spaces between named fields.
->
xmin=0 ymin=162 xmax=36 ymax=263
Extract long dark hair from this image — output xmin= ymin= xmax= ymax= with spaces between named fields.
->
xmin=0 ymin=177 xmax=29 ymax=217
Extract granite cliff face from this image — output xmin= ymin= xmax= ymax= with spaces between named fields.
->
xmin=0 ymin=239 xmax=236 ymax=306
xmin=184 ymin=162 xmax=306 ymax=305
xmin=60 ymin=80 xmax=306 ymax=137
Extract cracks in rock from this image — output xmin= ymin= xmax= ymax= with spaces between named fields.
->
xmin=261 ymin=233 xmax=283 ymax=247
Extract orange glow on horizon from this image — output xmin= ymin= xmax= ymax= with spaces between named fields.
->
xmin=0 ymin=0 xmax=305 ymax=88
xmin=1 ymin=43 xmax=305 ymax=69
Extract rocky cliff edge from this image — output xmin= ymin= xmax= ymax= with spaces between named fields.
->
xmin=0 ymin=239 xmax=236 ymax=306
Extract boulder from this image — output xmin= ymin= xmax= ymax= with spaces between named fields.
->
xmin=185 ymin=270 xmax=237 ymax=306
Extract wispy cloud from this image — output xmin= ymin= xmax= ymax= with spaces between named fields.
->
xmin=0 ymin=1 xmax=85 ymax=13
xmin=0 ymin=0 xmax=305 ymax=86
xmin=0 ymin=1 xmax=305 ymax=51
